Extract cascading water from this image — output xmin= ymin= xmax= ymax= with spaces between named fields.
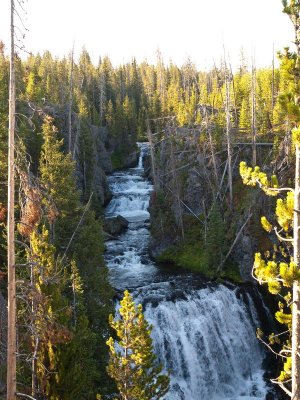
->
xmin=104 ymin=143 xmax=273 ymax=400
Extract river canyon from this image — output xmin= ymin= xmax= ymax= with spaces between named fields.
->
xmin=104 ymin=143 xmax=275 ymax=400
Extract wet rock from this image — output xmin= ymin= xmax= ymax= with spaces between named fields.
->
xmin=148 ymin=236 xmax=175 ymax=259
xmin=123 ymin=150 xmax=139 ymax=169
xmin=103 ymin=215 xmax=129 ymax=236
xmin=143 ymin=154 xmax=152 ymax=178
xmin=103 ymin=231 xmax=118 ymax=242
xmin=233 ymin=234 xmax=255 ymax=282
xmin=91 ymin=125 xmax=112 ymax=174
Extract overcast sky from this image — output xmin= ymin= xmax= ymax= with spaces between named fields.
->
xmin=0 ymin=0 xmax=296 ymax=69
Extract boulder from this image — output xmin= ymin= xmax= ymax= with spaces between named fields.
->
xmin=103 ymin=231 xmax=117 ymax=242
xmin=123 ymin=150 xmax=139 ymax=169
xmin=103 ymin=215 xmax=129 ymax=236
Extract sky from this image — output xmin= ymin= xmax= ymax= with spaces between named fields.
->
xmin=0 ymin=0 xmax=296 ymax=70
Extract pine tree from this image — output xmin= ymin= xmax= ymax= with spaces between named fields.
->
xmin=106 ymin=290 xmax=170 ymax=400
xmin=51 ymin=260 xmax=100 ymax=400
xmin=239 ymin=4 xmax=300 ymax=398
xmin=239 ymin=97 xmax=251 ymax=131
xmin=25 ymin=226 xmax=71 ymax=399
xmin=39 ymin=115 xmax=79 ymax=218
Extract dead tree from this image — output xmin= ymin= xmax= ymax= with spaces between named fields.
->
xmin=156 ymin=49 xmax=166 ymax=111
xmin=147 ymin=120 xmax=159 ymax=189
xmin=272 ymin=43 xmax=275 ymax=118
xmin=7 ymin=1 xmax=16 ymax=398
xmin=68 ymin=45 xmax=74 ymax=155
xmin=251 ymin=59 xmax=257 ymax=167
xmin=228 ymin=60 xmax=238 ymax=128
xmin=224 ymin=64 xmax=233 ymax=210
xmin=168 ymin=122 xmax=184 ymax=240
xmin=98 ymin=69 xmax=106 ymax=125
xmin=201 ymin=105 xmax=219 ymax=189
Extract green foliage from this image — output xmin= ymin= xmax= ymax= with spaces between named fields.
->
xmin=107 ymin=290 xmax=170 ymax=400
xmin=111 ymin=151 xmax=125 ymax=170
xmin=254 ymin=253 xmax=300 ymax=294
xmin=278 ymin=356 xmax=292 ymax=382
xmin=261 ymin=216 xmax=273 ymax=232
xmin=239 ymin=161 xmax=279 ymax=196
xmin=71 ymin=209 xmax=113 ymax=330
xmin=2 ymin=36 xmax=300 ymax=398
xmin=276 ymin=191 xmax=294 ymax=231
xmin=20 ymin=226 xmax=102 ymax=400
xmin=39 ymin=116 xmax=79 ymax=216
xmin=292 ymin=124 xmax=300 ymax=145
xmin=24 ymin=227 xmax=72 ymax=398
xmin=240 ymin=143 xmax=296 ymax=385
xmin=158 ymin=242 xmax=241 ymax=282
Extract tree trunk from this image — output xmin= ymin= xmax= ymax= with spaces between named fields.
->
xmin=30 ymin=265 xmax=38 ymax=398
xmin=251 ymin=62 xmax=257 ymax=167
xmin=272 ymin=43 xmax=275 ymax=120
xmin=224 ymin=74 xmax=233 ymax=210
xmin=168 ymin=125 xmax=184 ymax=241
xmin=147 ymin=120 xmax=159 ymax=189
xmin=7 ymin=1 xmax=16 ymax=399
xmin=204 ymin=107 xmax=218 ymax=188
xmin=292 ymin=144 xmax=300 ymax=399
xmin=68 ymin=45 xmax=74 ymax=155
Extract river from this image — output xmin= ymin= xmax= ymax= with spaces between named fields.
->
xmin=104 ymin=143 xmax=275 ymax=400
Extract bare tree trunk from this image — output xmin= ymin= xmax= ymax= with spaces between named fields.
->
xmin=31 ymin=262 xmax=38 ymax=398
xmin=272 ymin=43 xmax=275 ymax=121
xmin=156 ymin=49 xmax=165 ymax=112
xmin=229 ymin=63 xmax=238 ymax=127
xmin=283 ymin=5 xmax=300 ymax=398
xmin=251 ymin=61 xmax=257 ymax=167
xmin=292 ymin=144 xmax=300 ymax=400
xmin=224 ymin=72 xmax=233 ymax=210
xmin=99 ymin=71 xmax=106 ymax=125
xmin=168 ymin=124 xmax=184 ymax=241
xmin=7 ymin=1 xmax=16 ymax=399
xmin=204 ymin=108 xmax=218 ymax=188
xmin=72 ymin=279 xmax=77 ymax=328
xmin=147 ymin=120 xmax=159 ymax=189
xmin=68 ymin=45 xmax=74 ymax=155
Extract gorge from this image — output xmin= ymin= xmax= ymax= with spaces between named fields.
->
xmin=104 ymin=143 xmax=276 ymax=400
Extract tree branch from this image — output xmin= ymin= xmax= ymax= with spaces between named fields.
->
xmin=257 ymin=335 xmax=288 ymax=359
xmin=16 ymin=393 xmax=37 ymax=400
xmin=217 ymin=212 xmax=252 ymax=272
xmin=60 ymin=192 xmax=93 ymax=264
xmin=256 ymin=180 xmax=294 ymax=193
xmin=274 ymin=226 xmax=294 ymax=242
xmin=270 ymin=379 xmax=292 ymax=397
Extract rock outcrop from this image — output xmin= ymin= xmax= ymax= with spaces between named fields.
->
xmin=146 ymin=128 xmax=278 ymax=281
xmin=103 ymin=215 xmax=129 ymax=236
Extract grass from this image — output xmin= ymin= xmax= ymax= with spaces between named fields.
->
xmin=157 ymin=242 xmax=242 ymax=283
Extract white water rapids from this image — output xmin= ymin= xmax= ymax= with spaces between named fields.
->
xmin=104 ymin=143 xmax=274 ymax=400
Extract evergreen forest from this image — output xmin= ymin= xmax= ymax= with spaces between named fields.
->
xmin=2 ymin=1 xmax=300 ymax=399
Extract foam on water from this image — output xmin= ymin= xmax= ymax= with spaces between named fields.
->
xmin=104 ymin=142 xmax=271 ymax=400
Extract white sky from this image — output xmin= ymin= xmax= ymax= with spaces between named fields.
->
xmin=0 ymin=0 xmax=296 ymax=69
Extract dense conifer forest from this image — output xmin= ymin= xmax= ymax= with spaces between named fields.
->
xmin=2 ymin=1 xmax=300 ymax=399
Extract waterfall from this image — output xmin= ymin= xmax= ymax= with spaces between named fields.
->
xmin=142 ymin=285 xmax=267 ymax=400
xmin=104 ymin=143 xmax=273 ymax=400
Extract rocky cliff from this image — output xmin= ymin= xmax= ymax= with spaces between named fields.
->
xmin=42 ymin=106 xmax=139 ymax=212
xmin=146 ymin=128 xmax=283 ymax=282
